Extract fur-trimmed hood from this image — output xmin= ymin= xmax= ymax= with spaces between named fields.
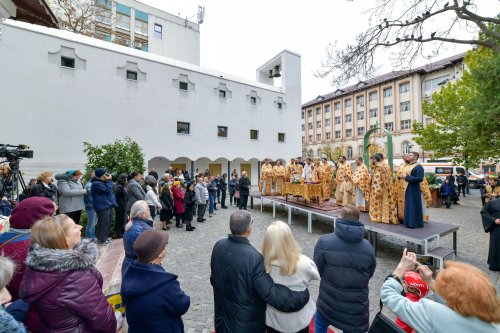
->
xmin=26 ymin=238 xmax=99 ymax=272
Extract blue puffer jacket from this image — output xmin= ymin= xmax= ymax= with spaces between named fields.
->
xmin=90 ymin=178 xmax=116 ymax=212
xmin=313 ymin=218 xmax=376 ymax=333
xmin=121 ymin=218 xmax=153 ymax=275
xmin=440 ymin=183 xmax=456 ymax=197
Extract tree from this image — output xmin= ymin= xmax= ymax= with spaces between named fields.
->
xmin=49 ymin=0 xmax=108 ymax=36
xmin=412 ymin=35 xmax=500 ymax=168
xmin=83 ymin=137 xmax=145 ymax=178
xmin=316 ymin=0 xmax=500 ymax=86
xmin=319 ymin=143 xmax=346 ymax=166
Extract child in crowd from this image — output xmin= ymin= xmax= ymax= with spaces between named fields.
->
xmin=395 ymin=271 xmax=430 ymax=333
xmin=440 ymin=178 xmax=456 ymax=208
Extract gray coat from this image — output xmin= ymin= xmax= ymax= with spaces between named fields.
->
xmin=127 ymin=179 xmax=146 ymax=211
xmin=55 ymin=174 xmax=85 ymax=213
xmin=195 ymin=182 xmax=208 ymax=204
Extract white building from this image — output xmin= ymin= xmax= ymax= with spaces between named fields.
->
xmin=0 ymin=19 xmax=301 ymax=184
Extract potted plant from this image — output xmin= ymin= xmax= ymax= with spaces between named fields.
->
xmin=425 ymin=173 xmax=441 ymax=208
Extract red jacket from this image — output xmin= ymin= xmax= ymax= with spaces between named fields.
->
xmin=172 ymin=186 xmax=186 ymax=214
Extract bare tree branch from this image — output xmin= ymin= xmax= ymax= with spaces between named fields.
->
xmin=316 ymin=0 xmax=500 ymax=87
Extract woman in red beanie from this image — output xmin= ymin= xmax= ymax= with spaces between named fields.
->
xmin=0 ymin=196 xmax=55 ymax=332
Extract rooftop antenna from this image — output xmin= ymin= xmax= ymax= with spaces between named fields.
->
xmin=186 ymin=5 xmax=206 ymax=25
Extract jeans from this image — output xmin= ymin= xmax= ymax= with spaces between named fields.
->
xmin=197 ymin=203 xmax=206 ymax=220
xmin=221 ymin=190 xmax=227 ymax=207
xmin=96 ymin=207 xmax=112 ymax=243
xmin=85 ymin=207 xmax=97 ymax=239
xmin=209 ymin=195 xmax=216 ymax=214
xmin=238 ymin=195 xmax=248 ymax=210
xmin=314 ymin=312 xmax=330 ymax=333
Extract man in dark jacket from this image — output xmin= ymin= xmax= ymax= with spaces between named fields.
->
xmin=126 ymin=171 xmax=146 ymax=214
xmin=456 ymin=171 xmax=467 ymax=198
xmin=219 ymin=173 xmax=228 ymax=209
xmin=91 ymin=168 xmax=117 ymax=245
xmin=314 ymin=205 xmax=376 ymax=333
xmin=210 ymin=211 xmax=309 ymax=333
xmin=238 ymin=171 xmax=251 ymax=210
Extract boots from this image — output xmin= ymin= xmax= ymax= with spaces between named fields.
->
xmin=186 ymin=221 xmax=196 ymax=231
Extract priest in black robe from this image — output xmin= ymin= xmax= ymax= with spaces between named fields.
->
xmin=398 ymin=152 xmax=424 ymax=228
xmin=481 ymin=198 xmax=500 ymax=271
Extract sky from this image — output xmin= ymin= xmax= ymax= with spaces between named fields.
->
xmin=140 ymin=0 xmax=498 ymax=103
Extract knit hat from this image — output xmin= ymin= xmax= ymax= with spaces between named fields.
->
xmin=10 ymin=197 xmax=55 ymax=229
xmin=95 ymin=168 xmax=107 ymax=178
xmin=66 ymin=169 xmax=82 ymax=177
xmin=134 ymin=229 xmax=168 ymax=263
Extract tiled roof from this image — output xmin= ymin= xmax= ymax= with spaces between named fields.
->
xmin=303 ymin=52 xmax=466 ymax=109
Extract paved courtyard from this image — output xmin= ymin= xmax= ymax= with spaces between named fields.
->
xmin=155 ymin=189 xmax=498 ymax=333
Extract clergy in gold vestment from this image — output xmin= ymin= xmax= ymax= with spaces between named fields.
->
xmin=369 ymin=155 xmax=398 ymax=224
xmin=338 ymin=174 xmax=355 ymax=206
xmin=336 ymin=156 xmax=352 ymax=205
xmin=285 ymin=158 xmax=296 ymax=182
xmin=259 ymin=159 xmax=274 ymax=195
xmin=352 ymin=157 xmax=370 ymax=212
xmin=316 ymin=157 xmax=334 ymax=200
xmin=273 ymin=160 xmax=286 ymax=195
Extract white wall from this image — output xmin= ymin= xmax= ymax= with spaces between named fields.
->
xmin=0 ymin=20 xmax=301 ymax=181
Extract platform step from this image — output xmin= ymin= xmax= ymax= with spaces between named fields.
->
xmin=96 ymin=239 xmax=125 ymax=295
xmin=428 ymin=246 xmax=454 ymax=259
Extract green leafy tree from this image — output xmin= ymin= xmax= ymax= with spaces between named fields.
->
xmin=83 ymin=137 xmax=145 ymax=178
xmin=319 ymin=143 xmax=346 ymax=167
xmin=412 ymin=30 xmax=500 ymax=168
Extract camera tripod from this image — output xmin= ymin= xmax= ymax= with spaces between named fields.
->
xmin=0 ymin=159 xmax=28 ymax=200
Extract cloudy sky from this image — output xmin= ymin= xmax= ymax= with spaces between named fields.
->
xmin=141 ymin=0 xmax=498 ymax=103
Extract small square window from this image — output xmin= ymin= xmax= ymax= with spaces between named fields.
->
xmin=61 ymin=56 xmax=75 ymax=68
xmin=335 ymin=130 xmax=341 ymax=139
xmin=177 ymin=121 xmax=190 ymax=134
xmin=301 ymin=111 xmax=305 ymax=119
xmin=316 ymin=107 xmax=321 ymax=115
xmin=219 ymin=90 xmax=226 ymax=98
xmin=346 ymin=129 xmax=352 ymax=137
xmin=301 ymin=124 xmax=305 ymax=131
xmin=345 ymin=114 xmax=352 ymax=123
xmin=250 ymin=96 xmax=257 ymax=105
xmin=278 ymin=133 xmax=285 ymax=142
xmin=277 ymin=102 xmax=282 ymax=109
xmin=154 ymin=23 xmax=162 ymax=39
xmin=325 ymin=105 xmax=331 ymax=113
xmin=126 ymin=70 xmax=137 ymax=81
xmin=308 ymin=110 xmax=312 ymax=117
xmin=179 ymin=82 xmax=188 ymax=91
xmin=326 ymin=132 xmax=331 ymax=140
xmin=250 ymin=129 xmax=259 ymax=140
xmin=218 ymin=126 xmax=228 ymax=137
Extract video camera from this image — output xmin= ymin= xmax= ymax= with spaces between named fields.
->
xmin=0 ymin=144 xmax=34 ymax=160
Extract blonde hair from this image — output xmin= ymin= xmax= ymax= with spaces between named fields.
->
xmin=37 ymin=171 xmax=52 ymax=182
xmin=31 ymin=216 xmax=69 ymax=250
xmin=262 ymin=221 xmax=300 ymax=275
xmin=435 ymin=261 xmax=500 ymax=323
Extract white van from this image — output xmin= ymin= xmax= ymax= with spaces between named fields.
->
xmin=421 ymin=163 xmax=484 ymax=188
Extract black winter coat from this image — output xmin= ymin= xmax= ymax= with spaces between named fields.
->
xmin=313 ymin=219 xmax=376 ymax=333
xmin=31 ymin=182 xmax=56 ymax=201
xmin=238 ymin=177 xmax=251 ymax=196
xmin=183 ymin=189 xmax=196 ymax=222
xmin=210 ymin=235 xmax=309 ymax=333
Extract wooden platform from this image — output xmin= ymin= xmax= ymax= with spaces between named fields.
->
xmin=251 ymin=193 xmax=459 ymax=257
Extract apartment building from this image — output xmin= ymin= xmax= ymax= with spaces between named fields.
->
xmin=301 ymin=53 xmax=466 ymax=163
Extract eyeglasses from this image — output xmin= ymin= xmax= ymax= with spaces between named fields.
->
xmin=251 ymin=220 xmax=254 ymax=225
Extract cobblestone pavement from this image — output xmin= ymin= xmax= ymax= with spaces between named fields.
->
xmin=156 ymin=189 xmax=498 ymax=333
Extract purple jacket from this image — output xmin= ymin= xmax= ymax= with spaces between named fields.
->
xmin=20 ymin=240 xmax=116 ymax=333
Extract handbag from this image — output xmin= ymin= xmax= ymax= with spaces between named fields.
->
xmin=368 ymin=300 xmax=406 ymax=333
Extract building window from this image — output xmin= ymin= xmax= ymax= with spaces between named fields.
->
xmin=325 ymin=105 xmax=331 ymax=113
xmin=347 ymin=146 xmax=353 ymax=159
xmin=370 ymin=124 xmax=377 ymax=129
xmin=344 ymin=99 xmax=352 ymax=108
xmin=335 ymin=130 xmax=341 ymax=139
xmin=326 ymin=132 xmax=331 ymax=140
xmin=250 ymin=96 xmax=257 ymax=105
xmin=357 ymin=111 xmax=364 ymax=120
xmin=424 ymin=75 xmax=450 ymax=92
xmin=308 ymin=135 xmax=313 ymax=142
xmin=308 ymin=123 xmax=313 ymax=130
xmin=308 ymin=110 xmax=312 ymax=117
xmin=301 ymin=111 xmax=304 ymax=119
xmin=384 ymin=122 xmax=394 ymax=132
xmin=346 ymin=129 xmax=352 ymax=137
xmin=154 ymin=23 xmax=162 ymax=39
xmin=277 ymin=102 xmax=283 ymax=109
xmin=116 ymin=13 xmax=131 ymax=31
xmin=301 ymin=124 xmax=305 ymax=131
xmin=402 ymin=141 xmax=411 ymax=154
xmin=302 ymin=136 xmax=305 ymax=143
xmin=60 ymin=56 xmax=75 ymax=68
xmin=369 ymin=92 xmax=378 ymax=101
xmin=400 ymin=101 xmax=410 ymax=112
xmin=358 ymin=127 xmax=365 ymax=136
xmin=335 ymin=116 xmax=341 ymax=124
xmin=218 ymin=126 xmax=228 ymax=137
xmin=370 ymin=108 xmax=378 ymax=118
xmin=96 ymin=8 xmax=111 ymax=25
xmin=278 ymin=133 xmax=285 ymax=142
xmin=325 ymin=118 xmax=331 ymax=126
xmin=179 ymin=81 xmax=188 ymax=91
xmin=345 ymin=114 xmax=352 ymax=123
xmin=126 ymin=70 xmax=137 ymax=81
xmin=384 ymin=105 xmax=393 ymax=115
xmin=250 ymin=129 xmax=259 ymax=140
xmin=134 ymin=18 xmax=148 ymax=36
xmin=317 ymin=134 xmax=322 ymax=141
xmin=316 ymin=120 xmax=321 ymax=128
xmin=177 ymin=121 xmax=190 ymax=134
xmin=356 ymin=96 xmax=365 ymax=107
xmin=219 ymin=90 xmax=226 ymax=98
xmin=334 ymin=102 xmax=340 ymax=111
xmin=316 ymin=107 xmax=321 ymax=115
xmin=401 ymin=119 xmax=412 ymax=130
xmin=358 ymin=145 xmax=364 ymax=156
xmin=383 ymin=87 xmax=392 ymax=97
xmin=399 ymin=82 xmax=410 ymax=93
